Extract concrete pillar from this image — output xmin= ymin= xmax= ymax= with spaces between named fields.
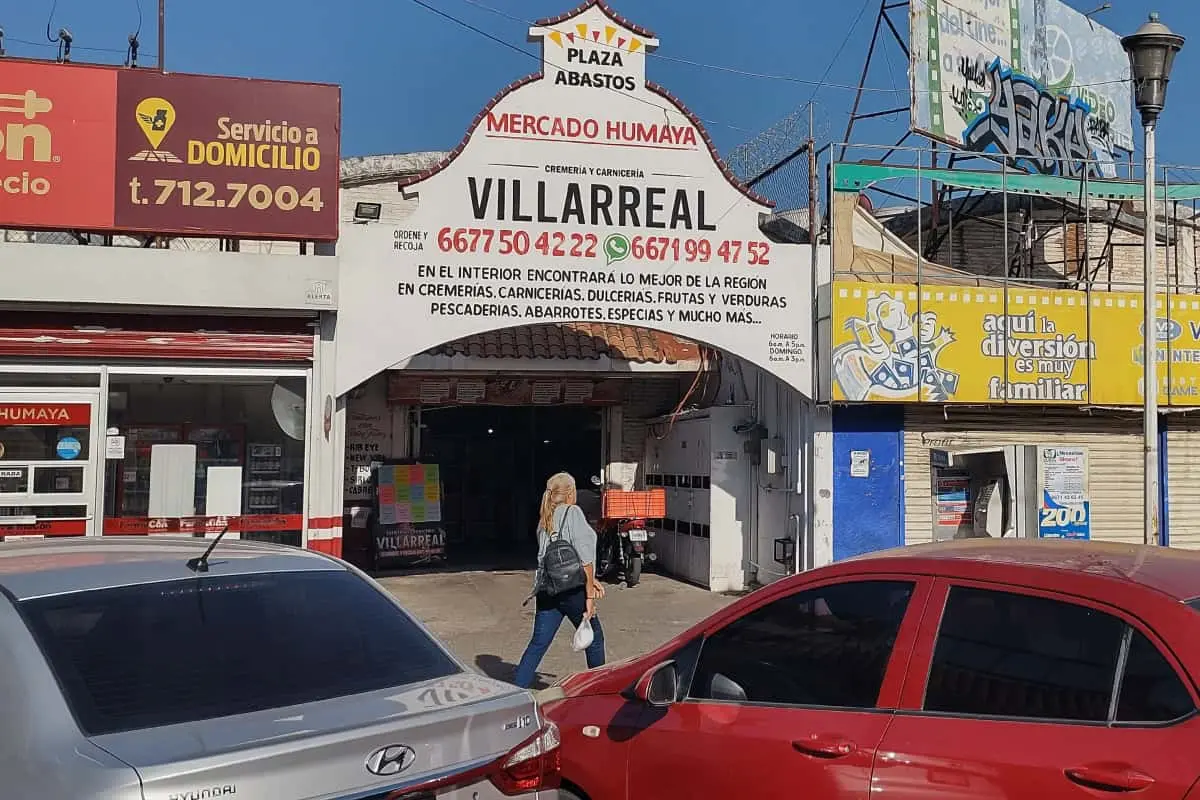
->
xmin=305 ymin=311 xmax=346 ymax=557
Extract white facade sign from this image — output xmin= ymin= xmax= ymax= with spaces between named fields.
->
xmin=105 ymin=435 xmax=127 ymax=460
xmin=335 ymin=1 xmax=816 ymax=396
xmin=849 ymin=449 xmax=870 ymax=478
xmin=344 ymin=377 xmax=392 ymax=502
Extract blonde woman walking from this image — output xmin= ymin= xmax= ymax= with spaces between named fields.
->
xmin=513 ymin=472 xmax=606 ymax=688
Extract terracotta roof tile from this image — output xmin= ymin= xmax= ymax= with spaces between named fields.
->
xmin=426 ymin=324 xmax=700 ymax=364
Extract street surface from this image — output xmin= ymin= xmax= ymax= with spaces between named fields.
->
xmin=381 ymin=570 xmax=736 ymax=688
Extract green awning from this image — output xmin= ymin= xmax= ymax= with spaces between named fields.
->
xmin=833 ymin=162 xmax=1200 ymax=201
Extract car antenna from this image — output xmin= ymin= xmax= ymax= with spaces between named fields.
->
xmin=186 ymin=524 xmax=231 ymax=573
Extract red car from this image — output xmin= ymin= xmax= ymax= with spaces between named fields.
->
xmin=538 ymin=539 xmax=1200 ymax=800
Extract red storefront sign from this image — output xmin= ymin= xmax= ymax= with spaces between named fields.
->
xmin=0 ymin=61 xmax=118 ymax=232
xmin=0 ymin=58 xmax=340 ymax=240
xmin=113 ymin=70 xmax=340 ymax=240
xmin=0 ymin=403 xmax=91 ymax=426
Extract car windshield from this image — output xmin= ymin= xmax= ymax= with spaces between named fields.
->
xmin=20 ymin=569 xmax=461 ymax=737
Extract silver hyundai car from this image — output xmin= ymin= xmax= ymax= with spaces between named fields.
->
xmin=0 ymin=536 xmax=561 ymax=799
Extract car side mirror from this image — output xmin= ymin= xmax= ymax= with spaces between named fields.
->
xmin=633 ymin=660 xmax=678 ymax=708
xmin=709 ymin=672 xmax=747 ymax=703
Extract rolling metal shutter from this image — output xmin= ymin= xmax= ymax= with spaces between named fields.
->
xmin=1167 ymin=416 xmax=1200 ymax=549
xmin=903 ymin=407 xmax=1142 ymax=546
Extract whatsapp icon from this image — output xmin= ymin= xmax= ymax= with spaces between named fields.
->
xmin=603 ymin=233 xmax=630 ymax=266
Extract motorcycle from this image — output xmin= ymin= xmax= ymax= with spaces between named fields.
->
xmin=589 ymin=475 xmax=663 ymax=588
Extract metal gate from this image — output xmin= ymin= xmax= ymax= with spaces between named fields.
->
xmin=1167 ymin=415 xmax=1200 ymax=549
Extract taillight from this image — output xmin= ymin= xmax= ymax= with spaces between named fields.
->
xmin=489 ymin=719 xmax=562 ymax=796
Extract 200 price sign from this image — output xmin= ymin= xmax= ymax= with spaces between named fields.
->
xmin=127 ymin=178 xmax=326 ymax=214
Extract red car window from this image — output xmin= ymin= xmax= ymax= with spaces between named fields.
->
xmin=1116 ymin=630 xmax=1194 ymax=724
xmin=687 ymin=580 xmax=914 ymax=709
xmin=922 ymin=585 xmax=1196 ymax=726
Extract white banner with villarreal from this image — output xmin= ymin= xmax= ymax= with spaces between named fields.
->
xmin=334 ymin=0 xmax=818 ymax=396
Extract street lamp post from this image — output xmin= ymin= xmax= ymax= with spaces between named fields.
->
xmin=1123 ymin=13 xmax=1185 ymax=546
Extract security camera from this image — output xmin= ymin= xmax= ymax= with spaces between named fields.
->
xmin=59 ymin=28 xmax=73 ymax=43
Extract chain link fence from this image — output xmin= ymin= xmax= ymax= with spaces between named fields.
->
xmin=724 ymin=101 xmax=837 ymax=237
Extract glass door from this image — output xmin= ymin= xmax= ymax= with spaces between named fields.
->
xmin=0 ymin=392 xmax=100 ymax=539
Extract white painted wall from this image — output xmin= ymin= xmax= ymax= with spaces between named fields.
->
xmin=698 ymin=354 xmax=826 ymax=588
xmin=0 ymin=239 xmax=337 ymax=311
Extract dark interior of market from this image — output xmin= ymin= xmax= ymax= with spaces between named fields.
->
xmin=417 ymin=405 xmax=602 ymax=566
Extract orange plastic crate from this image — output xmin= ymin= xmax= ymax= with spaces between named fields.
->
xmin=602 ymin=488 xmax=666 ymax=519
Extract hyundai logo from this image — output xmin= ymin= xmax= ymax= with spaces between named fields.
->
xmin=365 ymin=744 xmax=417 ymax=777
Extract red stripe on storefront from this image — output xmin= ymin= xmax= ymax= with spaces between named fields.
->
xmin=306 ymin=516 xmax=343 ymax=558
xmin=103 ymin=514 xmax=303 ymax=535
xmin=0 ymin=517 xmax=345 ymax=543
xmin=0 ymin=519 xmax=88 ymax=537
xmin=307 ymin=538 xmax=343 ymax=557
xmin=0 ymin=328 xmax=313 ymax=361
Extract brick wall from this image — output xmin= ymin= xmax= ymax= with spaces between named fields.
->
xmin=611 ymin=376 xmax=694 ymax=490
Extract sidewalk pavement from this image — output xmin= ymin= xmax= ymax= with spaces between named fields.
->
xmin=379 ymin=569 xmax=736 ymax=687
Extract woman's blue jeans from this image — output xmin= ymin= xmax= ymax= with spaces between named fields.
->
xmin=513 ymin=587 xmax=605 ymax=688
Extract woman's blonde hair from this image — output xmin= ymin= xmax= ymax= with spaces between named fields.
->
xmin=539 ymin=472 xmax=577 ymax=533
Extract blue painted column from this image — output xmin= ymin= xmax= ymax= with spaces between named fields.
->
xmin=1160 ymin=413 xmax=1170 ymax=546
xmin=832 ymin=405 xmax=904 ymax=561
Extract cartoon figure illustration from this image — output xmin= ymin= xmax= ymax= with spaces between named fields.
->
xmin=832 ymin=291 xmax=959 ymax=401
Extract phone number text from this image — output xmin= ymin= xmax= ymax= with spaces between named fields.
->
xmin=127 ymin=179 xmax=327 ymax=213
xmin=435 ymin=227 xmax=771 ymax=265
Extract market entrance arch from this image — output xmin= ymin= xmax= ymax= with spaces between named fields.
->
xmin=331 ymin=0 xmax=820 ymax=580
xmin=334 ymin=0 xmax=816 ymax=400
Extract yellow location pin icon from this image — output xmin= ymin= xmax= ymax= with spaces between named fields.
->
xmin=135 ymin=97 xmax=176 ymax=150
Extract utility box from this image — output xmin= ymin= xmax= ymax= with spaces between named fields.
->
xmin=643 ymin=405 xmax=752 ymax=592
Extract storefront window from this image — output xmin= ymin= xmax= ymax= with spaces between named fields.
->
xmin=104 ymin=375 xmax=307 ymax=547
xmin=0 ymin=398 xmax=96 ymax=536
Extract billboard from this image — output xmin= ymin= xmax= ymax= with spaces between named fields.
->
xmin=0 ymin=61 xmax=117 ymax=232
xmin=910 ymin=0 xmax=1132 ymax=178
xmin=0 ymin=59 xmax=339 ymax=240
xmin=334 ymin=1 xmax=816 ymax=397
xmin=830 ymin=280 xmax=1200 ymax=406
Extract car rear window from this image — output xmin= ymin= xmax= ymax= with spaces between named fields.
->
xmin=20 ymin=570 xmax=461 ymax=736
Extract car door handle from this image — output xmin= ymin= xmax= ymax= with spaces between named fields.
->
xmin=792 ymin=735 xmax=856 ymax=759
xmin=1064 ymin=765 xmax=1155 ymax=792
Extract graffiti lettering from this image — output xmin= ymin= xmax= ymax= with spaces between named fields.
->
xmin=963 ymin=59 xmax=1097 ymax=178
xmin=1086 ymin=115 xmax=1111 ymax=145
xmin=957 ymin=55 xmax=988 ymax=88
xmin=950 ymin=83 xmax=985 ymax=121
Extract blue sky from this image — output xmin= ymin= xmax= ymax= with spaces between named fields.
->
xmin=3 ymin=0 xmax=1197 ymax=167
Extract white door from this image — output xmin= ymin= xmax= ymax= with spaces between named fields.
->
xmin=0 ymin=392 xmax=101 ymax=540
